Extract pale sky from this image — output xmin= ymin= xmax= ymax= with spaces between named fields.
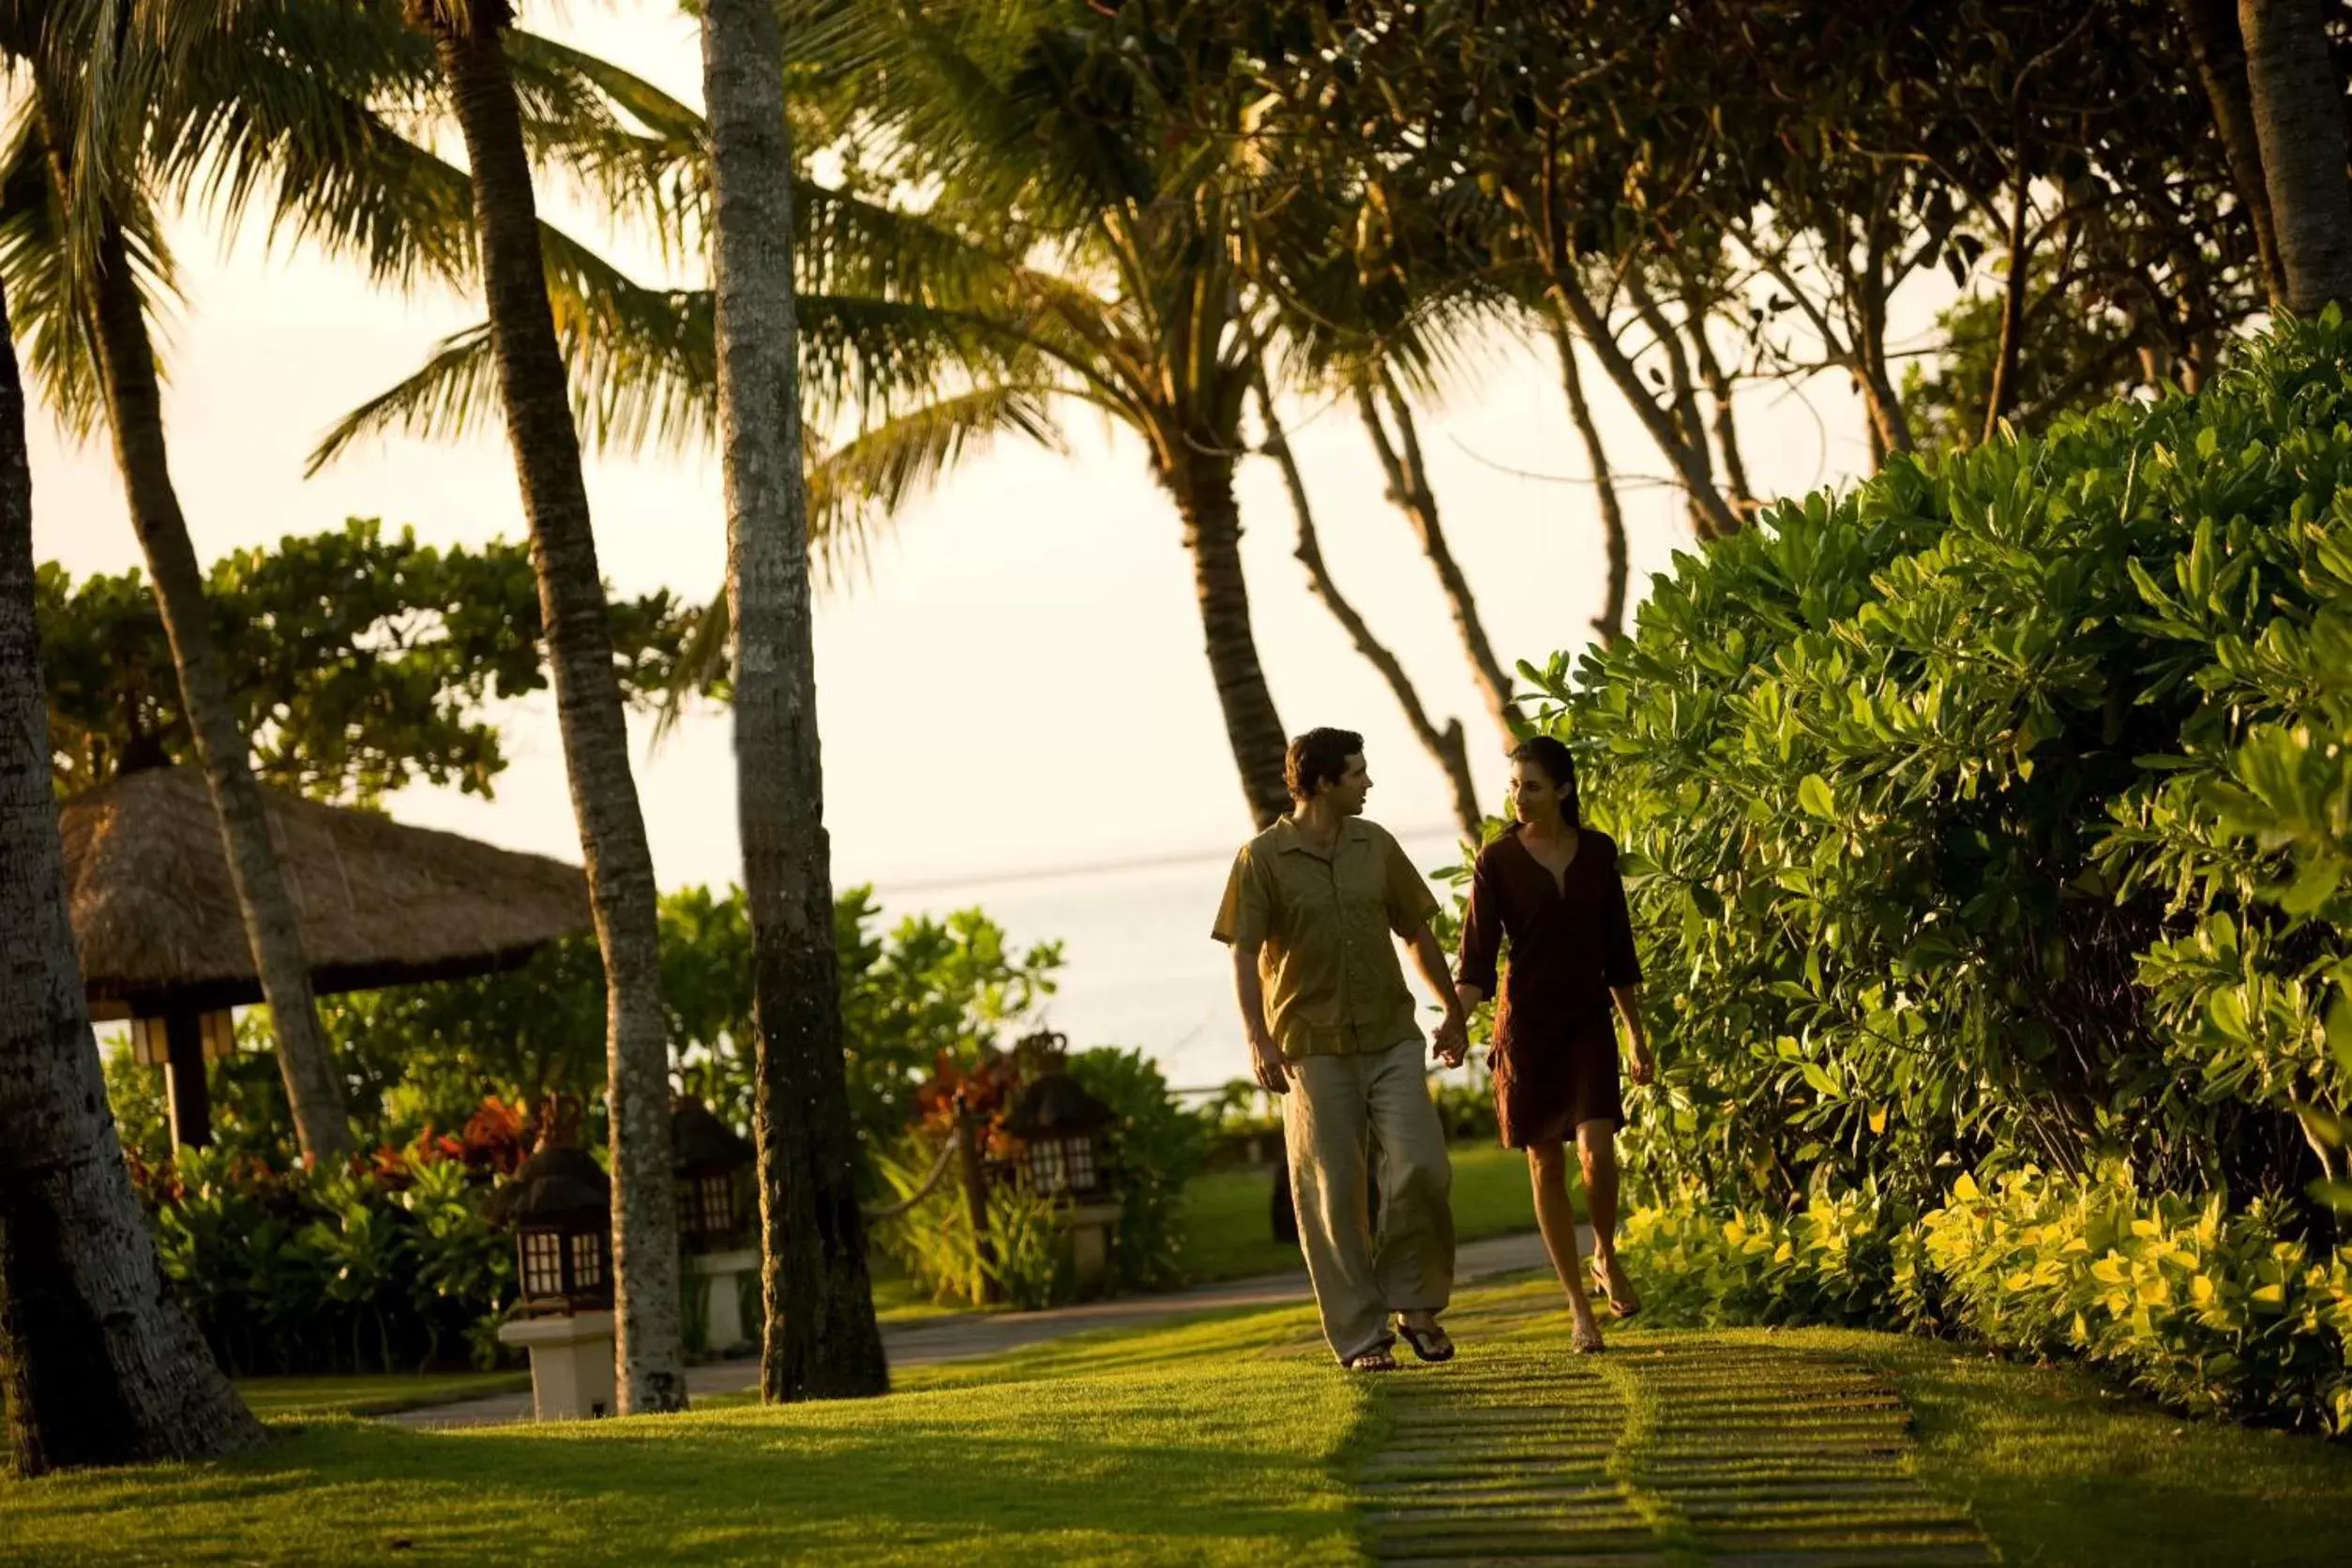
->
xmin=29 ymin=6 xmax=1905 ymax=907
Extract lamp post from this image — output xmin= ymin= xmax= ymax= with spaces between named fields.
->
xmin=487 ymin=1143 xmax=615 ymax=1419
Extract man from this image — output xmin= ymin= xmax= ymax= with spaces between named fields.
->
xmin=1214 ymin=728 xmax=1470 ymax=1371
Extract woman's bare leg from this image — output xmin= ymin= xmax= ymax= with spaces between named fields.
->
xmin=1578 ymin=1119 xmax=1637 ymax=1311
xmin=1528 ymin=1143 xmax=1603 ymax=1344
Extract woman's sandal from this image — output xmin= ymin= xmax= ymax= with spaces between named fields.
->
xmin=1591 ymin=1258 xmax=1642 ymax=1321
xmin=1571 ymin=1321 xmax=1606 ymax=1355
xmin=1345 ymin=1349 xmax=1401 ymax=1373
xmin=1395 ymin=1318 xmax=1455 ymax=1364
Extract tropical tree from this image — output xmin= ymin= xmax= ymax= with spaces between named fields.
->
xmin=343 ymin=2 xmax=1299 ymax=827
xmin=699 ymin=0 xmax=888 ymax=1400
xmin=2238 ymin=0 xmax=2352 ymax=312
xmin=0 ymin=124 xmax=259 ymax=1482
xmin=7 ymin=6 xmax=357 ymax=1162
xmin=401 ymin=0 xmax=685 ymax=1415
xmin=38 ymin=520 xmax=701 ymax=802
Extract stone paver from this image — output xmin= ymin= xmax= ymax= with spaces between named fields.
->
xmin=387 ymin=1229 xmax=1556 ymax=1429
xmin=1360 ymin=1321 xmax=1991 ymax=1567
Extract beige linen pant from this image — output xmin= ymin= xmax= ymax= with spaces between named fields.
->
xmin=1285 ymin=1034 xmax=1455 ymax=1363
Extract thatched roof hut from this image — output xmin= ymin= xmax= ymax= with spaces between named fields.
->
xmin=60 ymin=765 xmax=590 ymax=1020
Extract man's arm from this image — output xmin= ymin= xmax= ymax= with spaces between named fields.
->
xmin=1405 ymin=923 xmax=1470 ymax=1066
xmin=1612 ymin=981 xmax=1654 ymax=1085
xmin=1231 ymin=943 xmax=1289 ymax=1094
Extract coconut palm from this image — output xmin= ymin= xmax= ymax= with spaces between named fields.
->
xmin=697 ymin=0 xmax=889 ymax=1401
xmin=399 ymin=0 xmax=688 ymax=1416
xmin=0 ymin=0 xmax=261 ymax=1476
xmin=335 ymin=2 xmax=1299 ymax=827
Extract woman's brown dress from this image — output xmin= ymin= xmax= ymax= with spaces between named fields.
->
xmin=1454 ymin=826 xmax=1643 ymax=1148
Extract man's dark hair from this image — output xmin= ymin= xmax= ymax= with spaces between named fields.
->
xmin=1286 ymin=727 xmax=1364 ymax=801
xmin=1510 ymin=734 xmax=1582 ymax=828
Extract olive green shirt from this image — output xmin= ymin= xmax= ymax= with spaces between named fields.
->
xmin=1212 ymin=816 xmax=1442 ymax=1061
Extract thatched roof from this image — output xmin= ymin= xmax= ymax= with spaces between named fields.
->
xmin=61 ymin=766 xmax=591 ymax=1018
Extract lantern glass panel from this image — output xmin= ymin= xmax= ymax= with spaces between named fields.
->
xmin=569 ymin=1229 xmax=605 ymax=1291
xmin=522 ymin=1229 xmax=565 ymax=1298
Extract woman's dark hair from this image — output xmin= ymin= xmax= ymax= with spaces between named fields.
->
xmin=1286 ymin=727 xmax=1364 ymax=801
xmin=1510 ymin=734 xmax=1582 ymax=828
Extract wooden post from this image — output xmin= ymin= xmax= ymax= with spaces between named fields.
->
xmin=953 ymin=1102 xmax=1001 ymax=1305
xmin=162 ymin=1008 xmax=211 ymax=1150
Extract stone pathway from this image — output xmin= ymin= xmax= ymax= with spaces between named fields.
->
xmin=1360 ymin=1310 xmax=1991 ymax=1567
xmin=387 ymin=1229 xmax=1555 ymax=1429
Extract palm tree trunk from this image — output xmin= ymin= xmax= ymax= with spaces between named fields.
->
xmin=1253 ymin=377 xmax=1482 ymax=838
xmin=74 ymin=205 xmax=352 ymax=1164
xmin=1160 ymin=452 xmax=1289 ymax=828
xmin=2178 ymin=0 xmax=2288 ymax=305
xmin=701 ymin=0 xmax=888 ymax=1402
xmin=0 ymin=274 xmax=263 ymax=1478
xmin=2239 ymin=0 xmax=2352 ymax=312
xmin=1548 ymin=319 xmax=1630 ymax=647
xmin=420 ymin=0 xmax=685 ymax=1414
xmin=1356 ymin=376 xmax=1520 ymax=743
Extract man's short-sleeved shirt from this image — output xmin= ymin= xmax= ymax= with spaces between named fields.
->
xmin=1211 ymin=816 xmax=1442 ymax=1060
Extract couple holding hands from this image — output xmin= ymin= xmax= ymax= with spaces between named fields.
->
xmin=1214 ymin=727 xmax=1653 ymax=1369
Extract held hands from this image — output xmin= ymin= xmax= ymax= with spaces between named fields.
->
xmin=1249 ymin=1033 xmax=1290 ymax=1095
xmin=1431 ymin=1010 xmax=1470 ymax=1069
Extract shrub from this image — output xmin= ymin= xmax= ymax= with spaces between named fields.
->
xmin=1506 ymin=315 xmax=2352 ymax=1219
xmin=1620 ymin=1167 xmax=2352 ymax=1435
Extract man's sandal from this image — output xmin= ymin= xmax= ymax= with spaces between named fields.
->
xmin=1345 ymin=1349 xmax=1400 ymax=1373
xmin=1591 ymin=1259 xmax=1642 ymax=1320
xmin=1395 ymin=1318 xmax=1455 ymax=1364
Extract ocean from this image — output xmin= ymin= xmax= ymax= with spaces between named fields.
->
xmin=874 ymin=827 xmax=1472 ymax=1095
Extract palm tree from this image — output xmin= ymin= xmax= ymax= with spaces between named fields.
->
xmin=6 ymin=2 xmax=356 ymax=1162
xmin=0 ymin=4 xmax=260 ymax=1476
xmin=339 ymin=4 xmax=1297 ymax=828
xmin=402 ymin=0 xmax=685 ymax=1415
xmin=698 ymin=0 xmax=888 ymax=1402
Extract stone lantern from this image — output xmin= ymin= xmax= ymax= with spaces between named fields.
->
xmin=486 ymin=1145 xmax=615 ymax=1421
xmin=671 ymin=1098 xmax=758 ymax=1355
xmin=1002 ymin=1059 xmax=1123 ymax=1295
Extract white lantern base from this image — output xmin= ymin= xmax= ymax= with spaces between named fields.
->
xmin=691 ymin=1247 xmax=760 ymax=1353
xmin=1063 ymin=1200 xmax=1123 ymax=1295
xmin=497 ymin=1310 xmax=616 ymax=1421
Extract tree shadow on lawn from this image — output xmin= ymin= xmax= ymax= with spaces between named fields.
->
xmin=1 ymin=1356 xmax=1369 ymax=1566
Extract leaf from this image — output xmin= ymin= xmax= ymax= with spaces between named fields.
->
xmin=1798 ymin=774 xmax=1836 ymax=820
xmin=1799 ymin=1062 xmax=1841 ymax=1099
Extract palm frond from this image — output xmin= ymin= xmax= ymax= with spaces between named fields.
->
xmin=0 ymin=101 xmax=176 ymax=440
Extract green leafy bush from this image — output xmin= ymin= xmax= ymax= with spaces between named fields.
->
xmin=137 ymin=1145 xmax=515 ymax=1377
xmin=1512 ymin=315 xmax=2352 ymax=1219
xmin=1621 ymin=1166 xmax=2352 ymax=1434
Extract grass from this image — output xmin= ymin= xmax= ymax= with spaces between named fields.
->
xmin=1 ymin=1304 xmax=1367 ymax=1567
xmin=1178 ymin=1141 xmax=1539 ymax=1284
xmin=231 ymin=1373 xmax=530 ymax=1420
xmin=13 ymin=1275 xmax=2349 ymax=1565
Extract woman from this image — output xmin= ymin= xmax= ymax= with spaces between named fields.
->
xmin=1453 ymin=735 xmax=1652 ymax=1352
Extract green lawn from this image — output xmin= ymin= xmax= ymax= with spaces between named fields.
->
xmin=231 ymin=1372 xmax=531 ymax=1420
xmin=1177 ymin=1140 xmax=1540 ymax=1284
xmin=7 ymin=1279 xmax=2351 ymax=1566
xmin=4 ymin=1304 xmax=1364 ymax=1566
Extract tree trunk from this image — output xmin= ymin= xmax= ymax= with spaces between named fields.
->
xmin=701 ymin=0 xmax=888 ymax=1402
xmin=1356 ymin=375 xmax=1520 ymax=743
xmin=1254 ymin=376 xmax=1482 ymax=838
xmin=2240 ymin=0 xmax=2352 ymax=312
xmin=75 ymin=209 xmax=352 ymax=1165
xmin=1548 ymin=319 xmax=1631 ymax=648
xmin=422 ymin=1 xmax=685 ymax=1414
xmin=1159 ymin=452 xmax=1290 ymax=828
xmin=1980 ymin=161 xmax=2036 ymax=445
xmin=2179 ymin=0 xmax=2289 ymax=305
xmin=0 ymin=274 xmax=263 ymax=1478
